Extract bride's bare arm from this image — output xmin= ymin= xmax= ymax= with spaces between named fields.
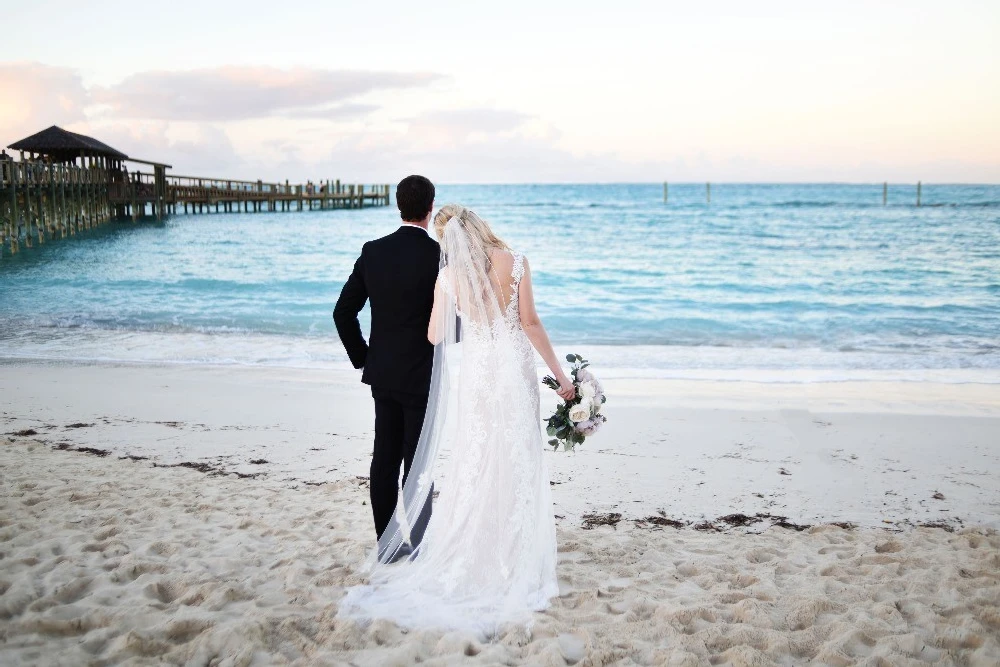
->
xmin=518 ymin=258 xmax=575 ymax=400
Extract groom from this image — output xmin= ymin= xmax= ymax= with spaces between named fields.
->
xmin=333 ymin=175 xmax=440 ymax=547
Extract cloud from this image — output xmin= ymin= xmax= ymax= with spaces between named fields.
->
xmin=0 ymin=62 xmax=90 ymax=145
xmin=93 ymin=66 xmax=442 ymax=121
xmin=370 ymin=107 xmax=537 ymax=156
xmin=279 ymin=103 xmax=380 ymax=120
xmin=406 ymin=108 xmax=531 ymax=133
xmin=248 ymin=117 xmax=641 ymax=184
xmin=83 ymin=121 xmax=242 ymax=174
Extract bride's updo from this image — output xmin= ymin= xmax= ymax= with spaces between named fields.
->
xmin=433 ymin=204 xmax=511 ymax=252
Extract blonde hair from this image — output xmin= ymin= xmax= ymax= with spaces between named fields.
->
xmin=433 ymin=204 xmax=511 ymax=252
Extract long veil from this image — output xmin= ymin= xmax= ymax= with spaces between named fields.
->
xmin=369 ymin=208 xmax=508 ymax=568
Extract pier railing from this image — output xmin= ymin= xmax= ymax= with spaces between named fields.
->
xmin=129 ymin=172 xmax=390 ymax=214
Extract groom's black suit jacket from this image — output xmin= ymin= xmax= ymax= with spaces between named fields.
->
xmin=333 ymin=226 xmax=441 ymax=395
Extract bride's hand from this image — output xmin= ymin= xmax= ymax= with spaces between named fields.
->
xmin=556 ymin=376 xmax=576 ymax=401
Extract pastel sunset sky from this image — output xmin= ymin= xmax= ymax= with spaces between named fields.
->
xmin=1 ymin=0 xmax=998 ymax=183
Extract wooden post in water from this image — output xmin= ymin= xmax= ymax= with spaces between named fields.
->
xmin=0 ymin=157 xmax=9 ymax=254
xmin=706 ymin=182 xmax=711 ymax=204
xmin=0 ymin=163 xmax=6 ymax=255
xmin=663 ymin=182 xmax=668 ymax=203
xmin=155 ymin=165 xmax=164 ymax=221
xmin=11 ymin=159 xmax=20 ymax=254
xmin=23 ymin=157 xmax=33 ymax=248
xmin=37 ymin=159 xmax=47 ymax=244
xmin=78 ymin=155 xmax=85 ymax=229
xmin=62 ymin=164 xmax=70 ymax=235
xmin=87 ymin=156 xmax=94 ymax=228
xmin=130 ymin=169 xmax=138 ymax=222
xmin=48 ymin=158 xmax=57 ymax=239
xmin=883 ymin=182 xmax=887 ymax=206
xmin=0 ymin=160 xmax=6 ymax=253
xmin=917 ymin=181 xmax=922 ymax=207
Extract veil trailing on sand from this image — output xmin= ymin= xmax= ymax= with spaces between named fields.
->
xmin=370 ymin=208 xmax=511 ymax=567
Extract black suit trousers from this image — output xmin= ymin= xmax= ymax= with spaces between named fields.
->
xmin=370 ymin=386 xmax=433 ymax=545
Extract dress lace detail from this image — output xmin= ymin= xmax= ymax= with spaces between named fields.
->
xmin=505 ymin=252 xmax=525 ymax=318
xmin=339 ymin=249 xmax=557 ymax=637
xmin=511 ymin=251 xmax=525 ymax=286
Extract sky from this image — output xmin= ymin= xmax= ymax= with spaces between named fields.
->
xmin=1 ymin=0 xmax=998 ymax=183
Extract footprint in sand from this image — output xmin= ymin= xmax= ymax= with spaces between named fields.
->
xmin=144 ymin=579 xmax=186 ymax=604
xmin=109 ymin=559 xmax=168 ymax=583
xmin=94 ymin=526 xmax=120 ymax=540
xmin=53 ymin=577 xmax=93 ymax=604
xmin=745 ymin=548 xmax=778 ymax=564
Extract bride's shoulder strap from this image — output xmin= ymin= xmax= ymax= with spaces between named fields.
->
xmin=512 ymin=251 xmax=526 ymax=286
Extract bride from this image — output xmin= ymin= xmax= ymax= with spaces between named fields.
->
xmin=338 ymin=204 xmax=577 ymax=636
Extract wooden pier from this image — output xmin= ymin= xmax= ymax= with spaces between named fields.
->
xmin=1 ymin=126 xmax=391 ymax=257
xmin=146 ymin=174 xmax=390 ymax=216
xmin=0 ymin=153 xmax=118 ymax=254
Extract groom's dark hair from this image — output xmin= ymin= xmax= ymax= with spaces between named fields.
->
xmin=396 ymin=175 xmax=435 ymax=222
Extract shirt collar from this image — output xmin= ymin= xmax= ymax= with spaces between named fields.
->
xmin=399 ymin=223 xmax=430 ymax=235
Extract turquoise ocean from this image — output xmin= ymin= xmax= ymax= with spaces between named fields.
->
xmin=1 ymin=183 xmax=998 ymax=382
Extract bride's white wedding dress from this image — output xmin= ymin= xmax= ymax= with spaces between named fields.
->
xmin=338 ymin=218 xmax=558 ymax=637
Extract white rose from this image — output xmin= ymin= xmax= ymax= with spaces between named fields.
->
xmin=569 ymin=400 xmax=592 ymax=423
xmin=593 ymin=395 xmax=603 ymax=413
xmin=580 ymin=381 xmax=596 ymax=399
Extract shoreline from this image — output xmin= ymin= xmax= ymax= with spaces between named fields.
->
xmin=5 ymin=354 xmax=1000 ymax=387
xmin=2 ymin=334 xmax=998 ymax=386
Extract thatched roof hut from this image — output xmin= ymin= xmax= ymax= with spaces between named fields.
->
xmin=8 ymin=125 xmax=129 ymax=162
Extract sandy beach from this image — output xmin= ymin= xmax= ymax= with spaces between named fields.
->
xmin=2 ymin=360 xmax=999 ymax=665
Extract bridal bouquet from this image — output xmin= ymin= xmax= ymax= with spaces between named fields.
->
xmin=542 ymin=354 xmax=607 ymax=451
